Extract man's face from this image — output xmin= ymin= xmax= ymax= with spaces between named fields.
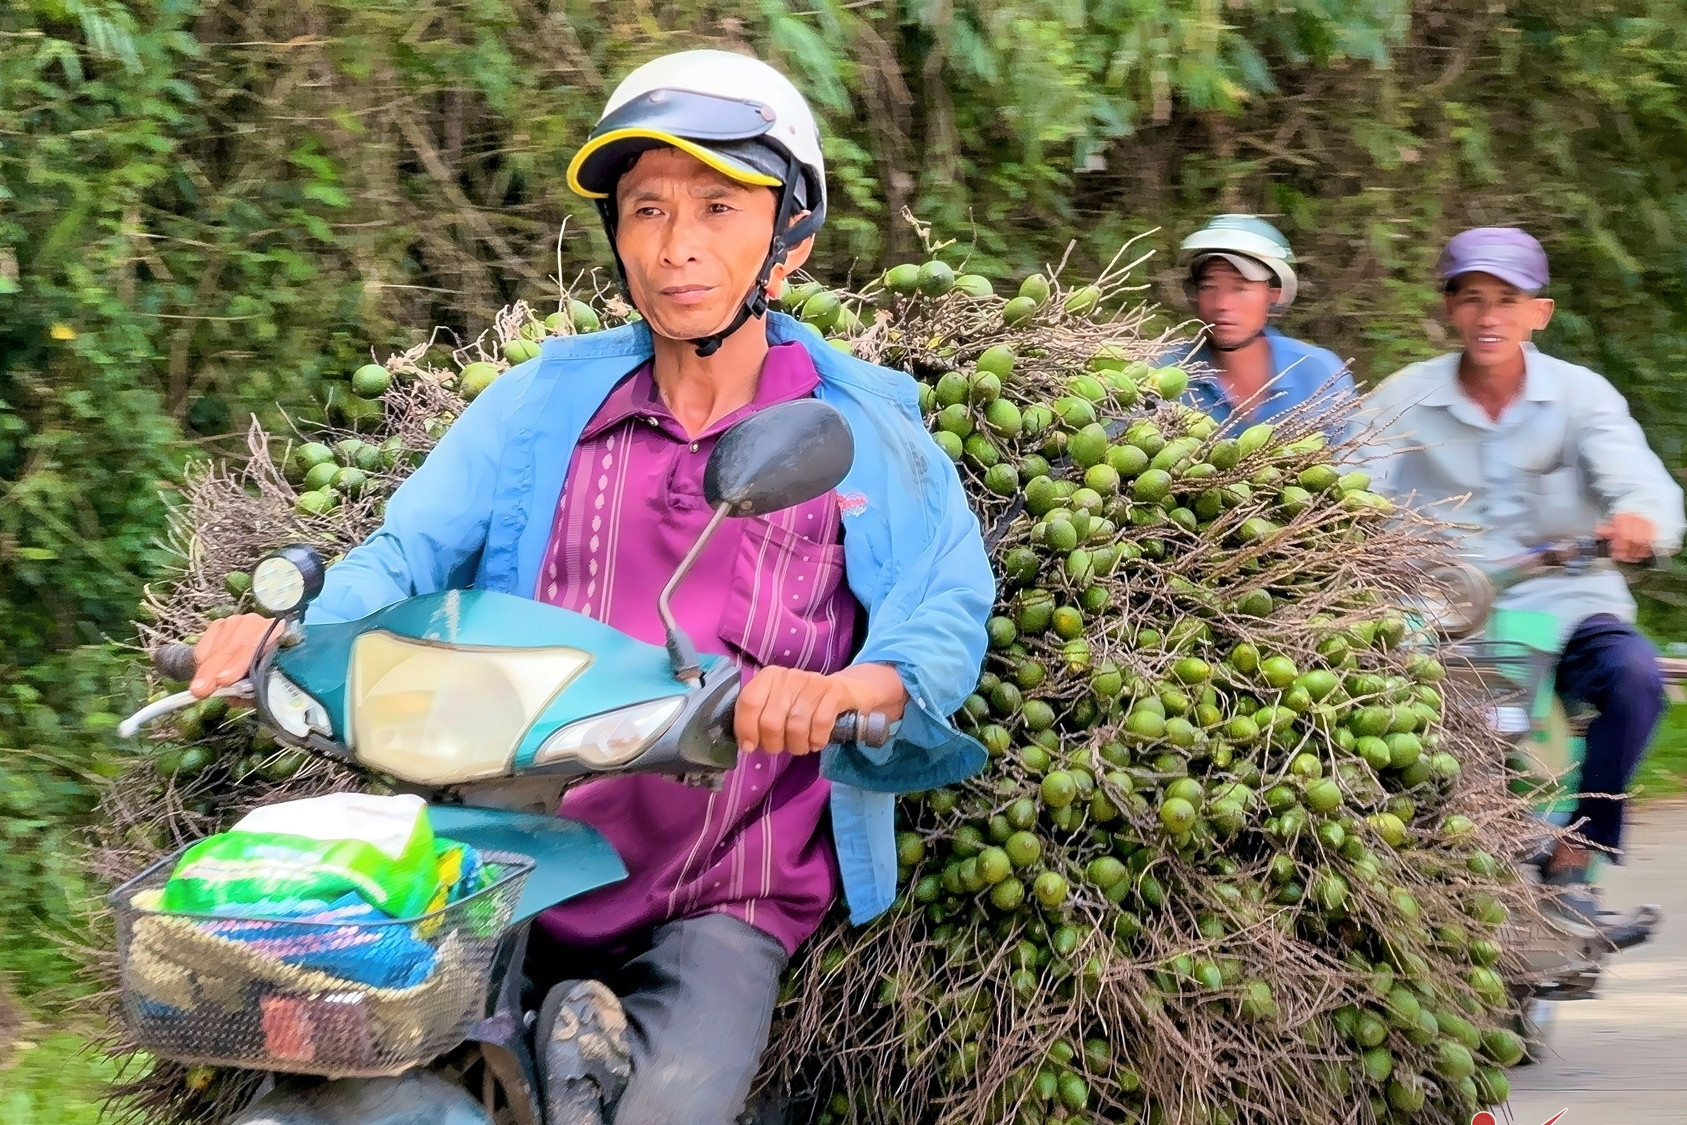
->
xmin=614 ymin=148 xmax=801 ymax=343
xmin=1193 ymin=259 xmax=1276 ymax=349
xmin=1444 ymin=271 xmax=1555 ymax=365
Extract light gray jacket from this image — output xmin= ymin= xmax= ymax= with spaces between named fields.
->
xmin=1358 ymin=345 xmax=1684 ymax=644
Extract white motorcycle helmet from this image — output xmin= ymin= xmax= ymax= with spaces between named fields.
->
xmin=1178 ymin=214 xmax=1300 ymax=317
xmin=568 ymin=50 xmax=828 ymax=357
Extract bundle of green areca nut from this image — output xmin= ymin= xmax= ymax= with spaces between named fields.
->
xmin=93 ymin=237 xmax=1537 ymax=1125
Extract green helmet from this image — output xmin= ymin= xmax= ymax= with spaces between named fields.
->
xmin=1178 ymin=215 xmax=1299 ymax=314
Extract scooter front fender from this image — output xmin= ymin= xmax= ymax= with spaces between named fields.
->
xmin=429 ymin=805 xmax=628 ymax=924
xmin=228 ymin=1073 xmax=491 ymax=1125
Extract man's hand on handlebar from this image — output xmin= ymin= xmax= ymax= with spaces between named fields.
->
xmin=189 ymin=613 xmax=273 ymax=699
xmin=735 ymin=663 xmax=908 ymax=756
xmin=1596 ymin=513 xmax=1657 ymax=565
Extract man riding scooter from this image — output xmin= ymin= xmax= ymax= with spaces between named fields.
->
xmin=186 ymin=49 xmax=994 ymax=1125
xmin=1158 ymin=215 xmax=1356 ymax=430
xmin=1361 ymin=226 xmax=1684 ymax=940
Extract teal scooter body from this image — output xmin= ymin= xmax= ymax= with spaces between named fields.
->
xmin=271 ymin=589 xmax=732 ymax=771
xmin=1483 ymin=607 xmax=1584 ymax=819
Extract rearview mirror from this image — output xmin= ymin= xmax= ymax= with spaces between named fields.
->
xmin=704 ymin=400 xmax=854 ymax=517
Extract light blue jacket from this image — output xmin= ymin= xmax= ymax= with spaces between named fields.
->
xmin=306 ymin=312 xmax=994 ymax=924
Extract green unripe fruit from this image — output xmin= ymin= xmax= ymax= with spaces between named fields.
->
xmin=333 ymin=467 xmax=368 ymax=495
xmin=1237 ymin=422 xmax=1274 ymax=456
xmin=962 ymin=433 xmax=1000 ymax=468
xmin=977 ymin=846 xmax=1013 ymax=885
xmin=895 ymin=831 xmax=925 ymax=867
xmin=1133 ymin=469 xmax=1174 ymax=504
xmin=1032 ymin=871 xmax=1069 ymax=908
xmin=983 ymin=463 xmax=1020 ymax=496
xmin=303 ymin=461 xmax=340 ymax=492
xmin=1005 ymin=831 xmax=1043 ymax=869
xmin=1087 ymin=856 xmax=1128 ymax=888
xmin=1172 ymin=657 xmax=1211 ymax=684
xmin=1063 ymin=284 xmax=1102 ymax=316
xmin=459 ymin=361 xmax=500 ymax=399
xmin=1386 ymin=1074 xmax=1426 ymax=1114
xmin=1041 ymin=771 xmax=1079 ymax=809
xmin=983 ymin=397 xmax=1022 ymax=439
xmin=503 ymin=337 xmax=541 ymax=365
xmin=351 ymin=363 xmax=392 ymax=396
xmin=1151 ymin=367 xmax=1189 ymax=399
xmin=1304 ymin=779 xmax=1342 ymax=814
xmin=989 ymin=876 xmax=1025 ymax=911
xmin=1158 ymin=796 xmax=1197 ymax=835
xmin=1002 ymin=296 xmax=1039 ymax=326
xmin=936 ymin=403 xmax=974 ymax=437
xmin=1475 ymin=1066 xmax=1510 ymax=1106
xmin=975 ymin=345 xmax=1016 ymax=382
xmin=953 ymin=273 xmax=994 ymax=298
xmin=1069 ymin=423 xmax=1110 ymax=469
xmin=1385 ymin=731 xmax=1423 ymax=770
xmin=1018 ymin=273 xmax=1051 ymax=306
xmin=883 ymin=263 xmax=921 ymax=294
xmin=1259 ymin=655 xmax=1298 ymax=690
xmin=1481 ymin=1027 xmax=1526 ymax=1067
xmin=1020 ymin=700 xmax=1057 ymax=734
xmin=1126 ymin=709 xmax=1167 ymax=739
xmin=294 ymin=489 xmax=339 ymax=516
xmin=1434 ymin=1041 xmax=1476 ymax=1082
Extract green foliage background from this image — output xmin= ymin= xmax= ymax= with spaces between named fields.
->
xmin=3 ymin=0 xmax=1685 ymax=996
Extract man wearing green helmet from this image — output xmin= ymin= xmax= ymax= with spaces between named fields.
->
xmin=1158 ymin=215 xmax=1355 ymax=431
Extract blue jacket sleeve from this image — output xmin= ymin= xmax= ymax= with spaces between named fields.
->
xmin=825 ymin=420 xmax=994 ymax=793
xmin=305 ymin=365 xmax=530 ymax=625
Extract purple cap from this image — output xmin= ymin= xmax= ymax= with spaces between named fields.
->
xmin=1435 ymin=227 xmax=1549 ymax=293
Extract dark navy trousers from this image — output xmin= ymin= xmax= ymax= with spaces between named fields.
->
xmin=1554 ymin=614 xmax=1667 ymax=855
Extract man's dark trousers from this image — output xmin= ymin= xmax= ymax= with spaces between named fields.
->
xmin=1554 ymin=613 xmax=1666 ymax=856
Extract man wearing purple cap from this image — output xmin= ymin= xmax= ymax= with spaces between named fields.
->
xmin=1362 ymin=227 xmax=1684 ymax=934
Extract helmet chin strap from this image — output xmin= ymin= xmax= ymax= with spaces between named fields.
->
xmin=596 ymin=150 xmax=824 ymax=360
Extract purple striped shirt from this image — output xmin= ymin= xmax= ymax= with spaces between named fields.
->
xmin=534 ymin=343 xmax=859 ymax=956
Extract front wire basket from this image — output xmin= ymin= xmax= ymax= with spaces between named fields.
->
xmin=111 ymin=846 xmax=534 ymax=1078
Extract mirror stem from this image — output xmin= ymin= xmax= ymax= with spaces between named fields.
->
xmin=659 ymin=502 xmax=733 ymax=684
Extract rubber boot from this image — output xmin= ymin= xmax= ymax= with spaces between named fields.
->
xmin=536 ymin=980 xmax=632 ymax=1125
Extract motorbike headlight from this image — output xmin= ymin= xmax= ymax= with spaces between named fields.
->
xmin=535 ymin=698 xmax=685 ymax=769
xmin=1408 ymin=559 xmax=1494 ymax=640
xmin=349 ymin=632 xmax=591 ymax=784
xmin=266 ymin=671 xmax=332 ymax=740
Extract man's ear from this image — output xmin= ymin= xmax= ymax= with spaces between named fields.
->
xmin=1531 ymin=297 xmax=1556 ymax=331
xmin=765 ymin=213 xmax=816 ymax=301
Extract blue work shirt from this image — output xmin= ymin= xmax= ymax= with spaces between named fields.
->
xmin=1157 ymin=327 xmax=1355 ymax=434
xmin=306 ymin=312 xmax=994 ymax=925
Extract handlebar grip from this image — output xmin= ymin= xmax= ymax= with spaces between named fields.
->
xmin=154 ymin=642 xmax=198 ymax=683
xmin=831 ymin=710 xmax=891 ymax=749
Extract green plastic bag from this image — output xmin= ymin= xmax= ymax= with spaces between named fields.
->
xmin=162 ymin=793 xmax=442 ymax=918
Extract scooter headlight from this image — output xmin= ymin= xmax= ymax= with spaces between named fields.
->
xmin=535 ymin=698 xmax=685 ymax=769
xmin=348 ymin=632 xmax=591 ymax=784
xmin=266 ymin=672 xmax=332 ymax=740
